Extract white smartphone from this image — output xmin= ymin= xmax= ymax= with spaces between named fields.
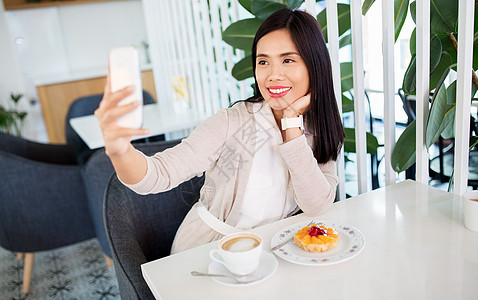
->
xmin=108 ymin=46 xmax=143 ymax=129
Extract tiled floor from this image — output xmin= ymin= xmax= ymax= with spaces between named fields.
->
xmin=0 ymin=239 xmax=120 ymax=300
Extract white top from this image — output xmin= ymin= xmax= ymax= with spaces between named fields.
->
xmin=236 ymin=107 xmax=296 ymax=229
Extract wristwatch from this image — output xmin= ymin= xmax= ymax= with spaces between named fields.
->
xmin=281 ymin=115 xmax=304 ymax=131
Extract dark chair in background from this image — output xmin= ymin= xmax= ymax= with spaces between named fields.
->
xmin=0 ymin=132 xmax=96 ymax=294
xmin=104 ymin=172 xmax=204 ymax=299
xmin=82 ymin=139 xmax=181 ymax=262
xmin=65 ymin=90 xmax=157 ymax=165
xmin=398 ymin=88 xmax=478 ymax=188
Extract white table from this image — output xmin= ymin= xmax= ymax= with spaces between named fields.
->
xmin=69 ymin=102 xmax=210 ymax=149
xmin=141 ymin=180 xmax=478 ymax=300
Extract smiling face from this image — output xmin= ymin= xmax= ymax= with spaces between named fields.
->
xmin=255 ymin=29 xmax=310 ymax=116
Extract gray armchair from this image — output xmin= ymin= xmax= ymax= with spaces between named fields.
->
xmin=104 ymin=172 xmax=204 ymax=299
xmin=0 ymin=132 xmax=96 ymax=294
xmin=82 ymin=139 xmax=181 ymax=259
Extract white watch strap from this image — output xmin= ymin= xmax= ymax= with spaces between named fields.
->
xmin=281 ymin=115 xmax=303 ymax=130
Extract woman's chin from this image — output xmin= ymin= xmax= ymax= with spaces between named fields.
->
xmin=263 ymin=98 xmax=290 ymax=110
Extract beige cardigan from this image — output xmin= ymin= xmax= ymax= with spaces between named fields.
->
xmin=125 ymin=101 xmax=338 ymax=253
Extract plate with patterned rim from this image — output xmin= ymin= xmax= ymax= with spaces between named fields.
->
xmin=270 ymin=220 xmax=365 ymax=266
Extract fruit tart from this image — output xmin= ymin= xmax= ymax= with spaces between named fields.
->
xmin=294 ymin=224 xmax=340 ymax=253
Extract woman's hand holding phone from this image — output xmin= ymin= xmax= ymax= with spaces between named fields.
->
xmin=95 ymin=76 xmax=150 ymax=157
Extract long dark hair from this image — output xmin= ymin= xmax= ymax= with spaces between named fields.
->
xmin=247 ymin=8 xmax=344 ymax=163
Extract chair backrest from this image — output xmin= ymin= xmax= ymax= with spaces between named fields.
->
xmin=104 ymin=173 xmax=204 ymax=299
xmin=0 ymin=133 xmax=95 ymax=252
xmin=65 ymin=90 xmax=156 ymax=164
xmin=82 ymin=139 xmax=181 ymax=258
xmin=0 ymin=131 xmax=77 ymax=165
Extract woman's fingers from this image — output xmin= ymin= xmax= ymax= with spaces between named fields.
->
xmin=103 ymin=101 xmax=141 ymax=121
xmin=103 ymin=127 xmax=151 ymax=140
xmin=101 ymin=85 xmax=136 ymax=108
xmin=284 ymin=93 xmax=311 ymax=117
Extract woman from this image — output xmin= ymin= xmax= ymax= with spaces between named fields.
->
xmin=95 ymin=8 xmax=345 ymax=253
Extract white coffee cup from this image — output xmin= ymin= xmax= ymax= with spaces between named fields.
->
xmin=464 ymin=190 xmax=478 ymax=232
xmin=209 ymin=232 xmax=263 ymax=275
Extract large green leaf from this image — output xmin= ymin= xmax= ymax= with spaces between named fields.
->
xmin=342 ymin=94 xmax=354 ymax=113
xmin=239 ymin=0 xmax=253 ymax=14
xmin=412 ymin=1 xmax=459 ymax=33
xmin=340 ymin=62 xmax=353 ymax=92
xmin=391 ymin=119 xmax=416 ymax=173
xmin=394 ymin=0 xmax=410 ymax=41
xmin=441 ymin=80 xmax=457 ymax=139
xmin=251 ymin=0 xmax=288 ymax=20
xmin=408 ymin=34 xmax=442 ymax=68
xmin=222 ymin=18 xmax=263 ymax=51
xmin=317 ymin=4 xmax=351 ymax=43
xmin=402 ymin=55 xmax=416 ymax=94
xmin=429 ymin=52 xmax=452 ymax=91
xmin=285 ymin=0 xmax=304 ymax=8
xmin=410 ymin=1 xmax=416 ymax=24
xmin=430 ymin=0 xmax=458 ymax=34
xmin=339 ymin=33 xmax=351 ymax=48
xmin=231 ymin=55 xmax=253 ymax=81
xmin=362 ymin=0 xmax=375 ymax=15
xmin=439 ymin=80 xmax=478 ymax=139
xmin=440 ymin=34 xmax=457 ymax=68
xmin=426 ymin=83 xmax=452 ymax=147
xmin=402 ymin=35 xmax=443 ymax=95
xmin=470 ymin=136 xmax=478 ymax=150
xmin=440 ymin=112 xmax=455 ymax=139
xmin=409 ymin=28 xmax=416 ymax=55
xmin=343 ymin=128 xmax=380 ymax=154
xmin=409 ymin=0 xmax=458 ymax=33
xmin=430 ymin=35 xmax=443 ymax=72
xmin=474 ymin=37 xmax=478 ymax=71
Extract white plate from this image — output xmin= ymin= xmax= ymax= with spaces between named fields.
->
xmin=271 ymin=220 xmax=365 ymax=266
xmin=207 ymin=250 xmax=278 ymax=287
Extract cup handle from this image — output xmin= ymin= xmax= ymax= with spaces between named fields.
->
xmin=209 ymin=250 xmax=225 ymax=266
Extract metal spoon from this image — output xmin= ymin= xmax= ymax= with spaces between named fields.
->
xmin=191 ymin=271 xmax=261 ymax=284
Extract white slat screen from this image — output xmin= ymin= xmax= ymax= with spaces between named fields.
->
xmin=454 ymin=0 xmax=475 ymax=196
xmin=324 ymin=0 xmax=346 ymax=200
xmin=142 ymin=0 xmax=248 ymax=116
xmin=382 ymin=0 xmax=396 ymax=186
xmin=415 ymin=0 xmax=430 ymax=184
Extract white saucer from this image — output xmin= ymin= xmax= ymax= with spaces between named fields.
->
xmin=207 ymin=250 xmax=278 ymax=287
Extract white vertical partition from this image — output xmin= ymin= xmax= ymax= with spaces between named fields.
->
xmin=454 ymin=0 xmax=475 ymax=196
xmin=180 ymin=0 xmax=203 ymax=114
xmin=210 ymin=0 xmax=230 ymax=108
xmin=305 ymin=0 xmax=316 ymax=15
xmin=220 ymin=0 xmax=239 ymax=104
xmin=326 ymin=0 xmax=346 ymax=200
xmin=199 ymin=0 xmax=221 ymax=113
xmin=350 ymin=0 xmax=368 ymax=193
xmin=191 ymin=0 xmax=213 ymax=114
xmin=382 ymin=0 xmax=396 ymax=185
xmin=415 ymin=0 xmax=430 ymax=184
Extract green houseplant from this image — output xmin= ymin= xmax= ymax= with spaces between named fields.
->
xmin=0 ymin=93 xmax=27 ymax=136
xmin=385 ymin=0 xmax=478 ymax=177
